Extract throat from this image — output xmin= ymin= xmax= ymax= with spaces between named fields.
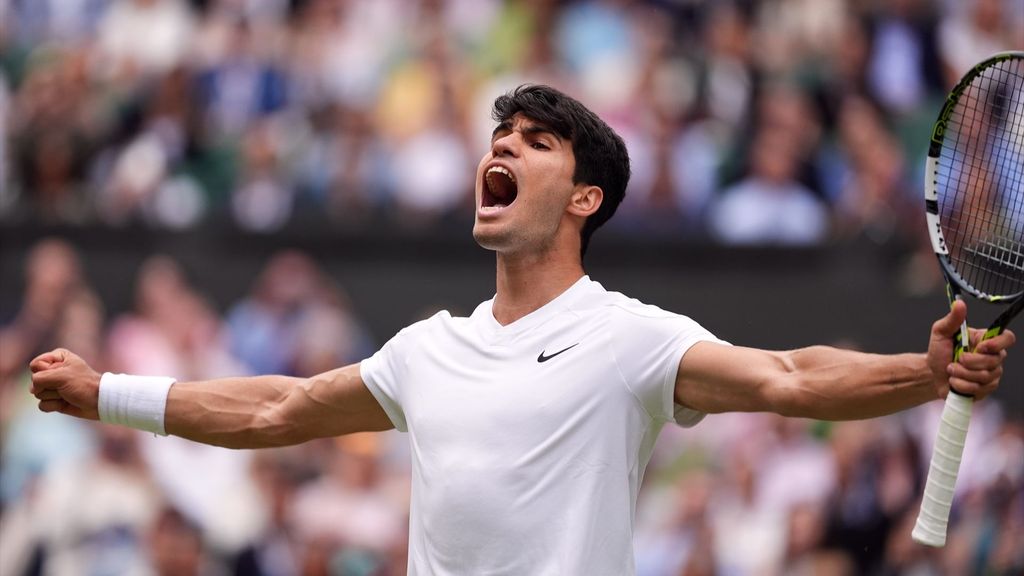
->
xmin=492 ymin=256 xmax=585 ymax=326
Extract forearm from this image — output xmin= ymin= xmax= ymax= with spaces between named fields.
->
xmin=164 ymin=375 xmax=305 ymax=449
xmin=163 ymin=363 xmax=391 ymax=449
xmin=774 ymin=346 xmax=938 ymax=420
xmin=677 ymin=343 xmax=942 ymax=419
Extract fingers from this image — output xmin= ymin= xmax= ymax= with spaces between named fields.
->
xmin=30 ymin=366 xmax=66 ymax=394
xmin=932 ymin=300 xmax=968 ymax=339
xmin=957 ymin=349 xmax=1007 ymax=371
xmin=36 ymin=399 xmax=86 ymax=419
xmin=29 ymin=348 xmax=69 ymax=373
xmin=32 ymin=389 xmax=62 ymax=401
xmin=32 ymin=388 xmax=61 ymax=400
xmin=947 ymin=375 xmax=1000 ymax=399
xmin=948 ymin=361 xmax=1002 ymax=385
xmin=37 ymin=399 xmax=69 ymax=413
xmin=973 ymin=329 xmax=1016 ymax=354
xmin=948 ymin=347 xmax=1008 ymax=399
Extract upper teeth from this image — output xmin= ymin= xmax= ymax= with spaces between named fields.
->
xmin=487 ymin=166 xmax=515 ymax=182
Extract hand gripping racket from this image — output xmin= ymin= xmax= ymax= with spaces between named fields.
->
xmin=912 ymin=51 xmax=1024 ymax=547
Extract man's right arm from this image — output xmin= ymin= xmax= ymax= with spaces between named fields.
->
xmin=29 ymin=349 xmax=393 ymax=449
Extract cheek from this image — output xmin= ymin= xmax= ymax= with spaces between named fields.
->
xmin=476 ymin=152 xmax=491 ymax=174
xmin=474 ymin=156 xmax=490 ymax=193
xmin=529 ymin=155 xmax=573 ymax=193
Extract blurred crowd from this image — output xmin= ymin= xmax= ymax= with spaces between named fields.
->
xmin=2 ymin=0 xmax=1024 ymax=575
xmin=2 ymin=0 xmax=1022 ymax=245
xmin=1 ymin=237 xmax=1022 ymax=575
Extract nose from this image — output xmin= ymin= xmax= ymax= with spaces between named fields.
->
xmin=490 ymin=131 xmax=519 ymax=158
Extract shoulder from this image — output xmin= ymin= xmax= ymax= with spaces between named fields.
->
xmin=393 ymin=309 xmax=463 ymax=340
xmin=572 ymin=282 xmax=689 ymax=324
xmin=568 ymin=283 xmax=715 ymax=348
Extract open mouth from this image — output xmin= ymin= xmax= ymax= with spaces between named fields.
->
xmin=482 ymin=166 xmax=518 ymax=211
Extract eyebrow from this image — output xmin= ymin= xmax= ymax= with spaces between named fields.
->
xmin=491 ymin=121 xmax=560 ymax=141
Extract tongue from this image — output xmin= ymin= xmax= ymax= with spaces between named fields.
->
xmin=491 ymin=172 xmax=516 ymax=204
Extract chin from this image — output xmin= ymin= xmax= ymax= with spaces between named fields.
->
xmin=472 ymin=225 xmax=501 ymax=251
xmin=472 ymin=222 xmax=516 ymax=252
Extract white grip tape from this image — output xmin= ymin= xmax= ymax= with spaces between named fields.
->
xmin=911 ymin=392 xmax=973 ymax=547
xmin=98 ymin=373 xmax=176 ymax=435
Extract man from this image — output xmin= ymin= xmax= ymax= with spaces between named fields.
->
xmin=30 ymin=85 xmax=1014 ymax=575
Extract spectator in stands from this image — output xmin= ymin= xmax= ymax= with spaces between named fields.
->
xmin=823 ymin=94 xmax=915 ymax=245
xmin=227 ymin=449 xmax=305 ymax=576
xmin=230 ymin=119 xmax=297 ymax=231
xmin=197 ymin=14 xmax=288 ymax=139
xmin=0 ymin=288 xmax=102 ymax=510
xmin=290 ymin=434 xmax=407 ymax=563
xmin=0 ymin=238 xmax=85 ymax=379
xmin=864 ymin=0 xmax=944 ymax=116
xmin=708 ymin=126 xmax=830 ymax=245
xmin=9 ymin=50 xmax=94 ymax=222
xmin=144 ymin=506 xmax=211 ymax=576
xmin=95 ymin=0 xmax=195 ymax=84
xmin=937 ymin=0 xmax=1024 ymax=88
xmin=1 ymin=422 xmax=164 ymax=575
xmin=97 ymin=65 xmax=209 ymax=227
xmin=6 ymin=0 xmax=109 ymax=47
xmin=295 ymin=104 xmax=391 ymax=224
xmin=225 ymin=250 xmax=321 ymax=376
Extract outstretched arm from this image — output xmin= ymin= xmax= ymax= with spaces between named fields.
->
xmin=675 ymin=300 xmax=1015 ymax=420
xmin=29 ymin=349 xmax=392 ymax=449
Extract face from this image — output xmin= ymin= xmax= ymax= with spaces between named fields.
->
xmin=472 ymin=113 xmax=580 ymax=255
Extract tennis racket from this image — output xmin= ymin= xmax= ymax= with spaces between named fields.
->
xmin=912 ymin=51 xmax=1024 ymax=547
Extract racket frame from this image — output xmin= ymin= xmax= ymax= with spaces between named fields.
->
xmin=914 ymin=50 xmax=1024 ymax=547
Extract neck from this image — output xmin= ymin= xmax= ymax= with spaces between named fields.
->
xmin=491 ymin=247 xmax=585 ymax=326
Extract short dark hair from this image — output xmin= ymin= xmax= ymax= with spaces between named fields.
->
xmin=491 ymin=85 xmax=631 ymax=257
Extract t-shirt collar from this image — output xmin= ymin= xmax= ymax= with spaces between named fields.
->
xmin=475 ymin=275 xmax=594 ymax=341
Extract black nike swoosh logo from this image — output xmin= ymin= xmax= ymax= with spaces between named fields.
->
xmin=537 ymin=343 xmax=580 ymax=363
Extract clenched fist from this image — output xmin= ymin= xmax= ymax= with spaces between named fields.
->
xmin=926 ymin=300 xmax=1016 ymax=401
xmin=30 ymin=348 xmax=101 ymax=420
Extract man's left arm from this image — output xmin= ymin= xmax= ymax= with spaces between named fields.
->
xmin=675 ymin=300 xmax=1015 ymax=420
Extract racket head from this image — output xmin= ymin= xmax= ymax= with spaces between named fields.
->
xmin=924 ymin=51 xmax=1024 ymax=305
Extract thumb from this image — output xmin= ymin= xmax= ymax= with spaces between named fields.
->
xmin=933 ymin=299 xmax=968 ymax=339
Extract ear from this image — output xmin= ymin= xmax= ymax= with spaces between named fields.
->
xmin=566 ymin=185 xmax=603 ymax=218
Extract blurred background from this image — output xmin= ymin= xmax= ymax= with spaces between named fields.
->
xmin=1 ymin=0 xmax=1023 ymax=574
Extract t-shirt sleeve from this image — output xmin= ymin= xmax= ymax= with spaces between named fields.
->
xmin=359 ymin=329 xmax=412 ymax=433
xmin=609 ymin=305 xmax=728 ymax=427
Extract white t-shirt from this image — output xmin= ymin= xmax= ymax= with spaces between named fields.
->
xmin=360 ymin=276 xmax=726 ymax=575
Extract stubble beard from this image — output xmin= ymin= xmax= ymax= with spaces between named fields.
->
xmin=472 ymin=221 xmax=515 ymax=252
xmin=473 ymin=217 xmax=562 ymax=258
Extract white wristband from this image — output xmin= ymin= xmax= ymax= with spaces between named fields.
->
xmin=98 ymin=373 xmax=176 ymax=435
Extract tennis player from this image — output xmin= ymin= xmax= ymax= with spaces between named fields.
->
xmin=30 ymin=85 xmax=1014 ymax=575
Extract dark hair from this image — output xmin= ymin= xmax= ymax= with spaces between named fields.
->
xmin=491 ymin=85 xmax=631 ymax=257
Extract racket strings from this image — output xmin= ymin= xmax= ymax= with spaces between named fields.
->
xmin=938 ymin=58 xmax=1024 ymax=298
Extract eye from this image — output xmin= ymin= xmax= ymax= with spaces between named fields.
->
xmin=531 ymin=141 xmax=550 ymax=151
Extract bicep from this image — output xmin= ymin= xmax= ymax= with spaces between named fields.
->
xmin=275 ymin=362 xmax=394 ymax=440
xmin=674 ymin=342 xmax=793 ymax=414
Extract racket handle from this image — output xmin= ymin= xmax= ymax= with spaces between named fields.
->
xmin=911 ymin=391 xmax=974 ymax=547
